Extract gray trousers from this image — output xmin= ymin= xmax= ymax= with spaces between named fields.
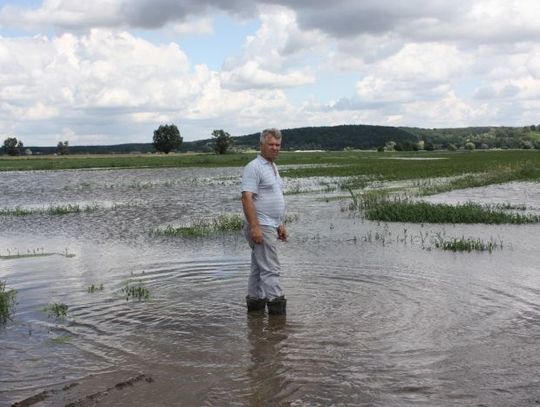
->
xmin=244 ymin=224 xmax=284 ymax=301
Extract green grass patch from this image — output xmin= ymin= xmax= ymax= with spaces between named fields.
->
xmin=0 ymin=281 xmax=17 ymax=324
xmin=153 ymin=214 xmax=244 ymax=237
xmin=282 ymin=151 xmax=540 ymax=182
xmin=153 ymin=213 xmax=298 ymax=237
xmin=0 ymin=152 xmax=254 ymax=172
xmin=365 ymin=199 xmax=540 ymax=224
xmin=0 ymin=203 xmax=99 ymax=216
xmin=44 ymin=303 xmax=69 ymax=320
xmin=434 ymin=236 xmax=503 ymax=252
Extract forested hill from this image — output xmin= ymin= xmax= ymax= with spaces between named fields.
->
xmin=231 ymin=125 xmax=416 ymax=151
xmin=184 ymin=124 xmax=417 ymax=152
xmin=21 ymin=123 xmax=540 ymax=155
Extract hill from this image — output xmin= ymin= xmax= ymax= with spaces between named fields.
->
xmin=12 ymin=123 xmax=540 ymax=155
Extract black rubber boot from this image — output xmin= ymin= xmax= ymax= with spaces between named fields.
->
xmin=267 ymin=296 xmax=286 ymax=315
xmin=246 ymin=296 xmax=267 ymax=312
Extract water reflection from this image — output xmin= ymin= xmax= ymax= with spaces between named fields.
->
xmin=246 ymin=313 xmax=289 ymax=406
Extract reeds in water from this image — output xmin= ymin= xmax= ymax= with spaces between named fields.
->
xmin=123 ymin=283 xmax=150 ymax=301
xmin=87 ymin=284 xmax=104 ymax=293
xmin=0 ymin=281 xmax=17 ymax=324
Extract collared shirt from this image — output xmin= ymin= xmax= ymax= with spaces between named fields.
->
xmin=241 ymin=154 xmax=285 ymax=227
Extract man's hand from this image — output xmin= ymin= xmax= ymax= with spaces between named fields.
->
xmin=250 ymin=225 xmax=264 ymax=244
xmin=277 ymin=224 xmax=288 ymax=241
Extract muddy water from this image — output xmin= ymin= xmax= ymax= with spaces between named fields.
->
xmin=1 ymin=169 xmax=540 ymax=406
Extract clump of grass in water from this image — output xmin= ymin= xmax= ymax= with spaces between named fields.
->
xmin=154 ymin=213 xmax=299 ymax=237
xmin=44 ymin=303 xmax=69 ymax=320
xmin=0 ymin=280 xmax=17 ymax=324
xmin=434 ymin=235 xmax=503 ymax=253
xmin=1 ymin=248 xmax=75 ymax=260
xmin=1 ymin=247 xmax=49 ymax=260
xmin=365 ymin=199 xmax=540 ymax=224
xmin=348 ymin=188 xmax=389 ymax=211
xmin=153 ymin=213 xmax=244 ymax=237
xmin=123 ymin=283 xmax=150 ymax=301
xmin=0 ymin=204 xmax=99 ymax=216
xmin=87 ymin=284 xmax=104 ymax=293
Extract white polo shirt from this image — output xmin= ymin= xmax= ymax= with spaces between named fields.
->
xmin=241 ymin=155 xmax=285 ymax=228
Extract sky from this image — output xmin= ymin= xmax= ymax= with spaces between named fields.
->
xmin=1 ymin=1 xmax=540 ymax=146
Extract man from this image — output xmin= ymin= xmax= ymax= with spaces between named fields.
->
xmin=241 ymin=128 xmax=288 ymax=315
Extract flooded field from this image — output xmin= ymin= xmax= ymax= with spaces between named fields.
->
xmin=1 ymin=167 xmax=540 ymax=406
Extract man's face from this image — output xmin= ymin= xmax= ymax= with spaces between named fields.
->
xmin=260 ymin=135 xmax=281 ymax=162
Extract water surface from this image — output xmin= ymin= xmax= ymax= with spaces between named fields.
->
xmin=1 ymin=169 xmax=539 ymax=406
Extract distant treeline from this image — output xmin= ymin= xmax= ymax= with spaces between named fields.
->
xmin=402 ymin=126 xmax=540 ymax=150
xmin=15 ymin=124 xmax=540 ymax=155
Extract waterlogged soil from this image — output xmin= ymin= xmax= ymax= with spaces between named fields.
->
xmin=1 ymin=168 xmax=540 ymax=406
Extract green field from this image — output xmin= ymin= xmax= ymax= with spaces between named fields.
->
xmin=2 ymin=150 xmax=539 ymax=183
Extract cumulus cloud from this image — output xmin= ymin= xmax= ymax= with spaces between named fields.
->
xmin=0 ymin=0 xmax=258 ymax=31
xmin=170 ymin=17 xmax=213 ymax=35
xmin=0 ymin=27 xmax=305 ymax=143
xmin=2 ymin=0 xmax=540 ymax=145
xmin=220 ymin=6 xmax=318 ymax=90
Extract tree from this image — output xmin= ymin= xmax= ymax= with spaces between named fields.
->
xmin=153 ymin=124 xmax=182 ymax=154
xmin=465 ymin=142 xmax=475 ymax=151
xmin=57 ymin=141 xmax=69 ymax=155
xmin=3 ymin=137 xmax=23 ymax=156
xmin=212 ymin=129 xmax=233 ymax=154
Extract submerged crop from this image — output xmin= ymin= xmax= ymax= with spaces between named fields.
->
xmin=365 ymin=200 xmax=540 ymax=224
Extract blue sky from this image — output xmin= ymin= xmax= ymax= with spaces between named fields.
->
xmin=1 ymin=0 xmax=540 ymax=146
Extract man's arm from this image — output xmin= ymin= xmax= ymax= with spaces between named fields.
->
xmin=241 ymin=191 xmax=263 ymax=244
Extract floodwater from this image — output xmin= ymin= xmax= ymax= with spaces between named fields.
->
xmin=1 ymin=168 xmax=540 ymax=407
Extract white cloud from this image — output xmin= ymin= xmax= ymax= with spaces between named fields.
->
xmin=220 ymin=5 xmax=319 ymax=90
xmin=170 ymin=17 xmax=213 ymax=35
xmin=0 ymin=1 xmax=124 ymax=30
xmin=221 ymin=60 xmax=314 ymax=90
xmin=2 ymin=0 xmax=540 ymax=145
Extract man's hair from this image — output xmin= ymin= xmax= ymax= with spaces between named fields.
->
xmin=260 ymin=128 xmax=282 ymax=144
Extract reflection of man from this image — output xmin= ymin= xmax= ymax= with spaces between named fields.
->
xmin=241 ymin=128 xmax=287 ymax=315
xmin=246 ymin=313 xmax=288 ymax=404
